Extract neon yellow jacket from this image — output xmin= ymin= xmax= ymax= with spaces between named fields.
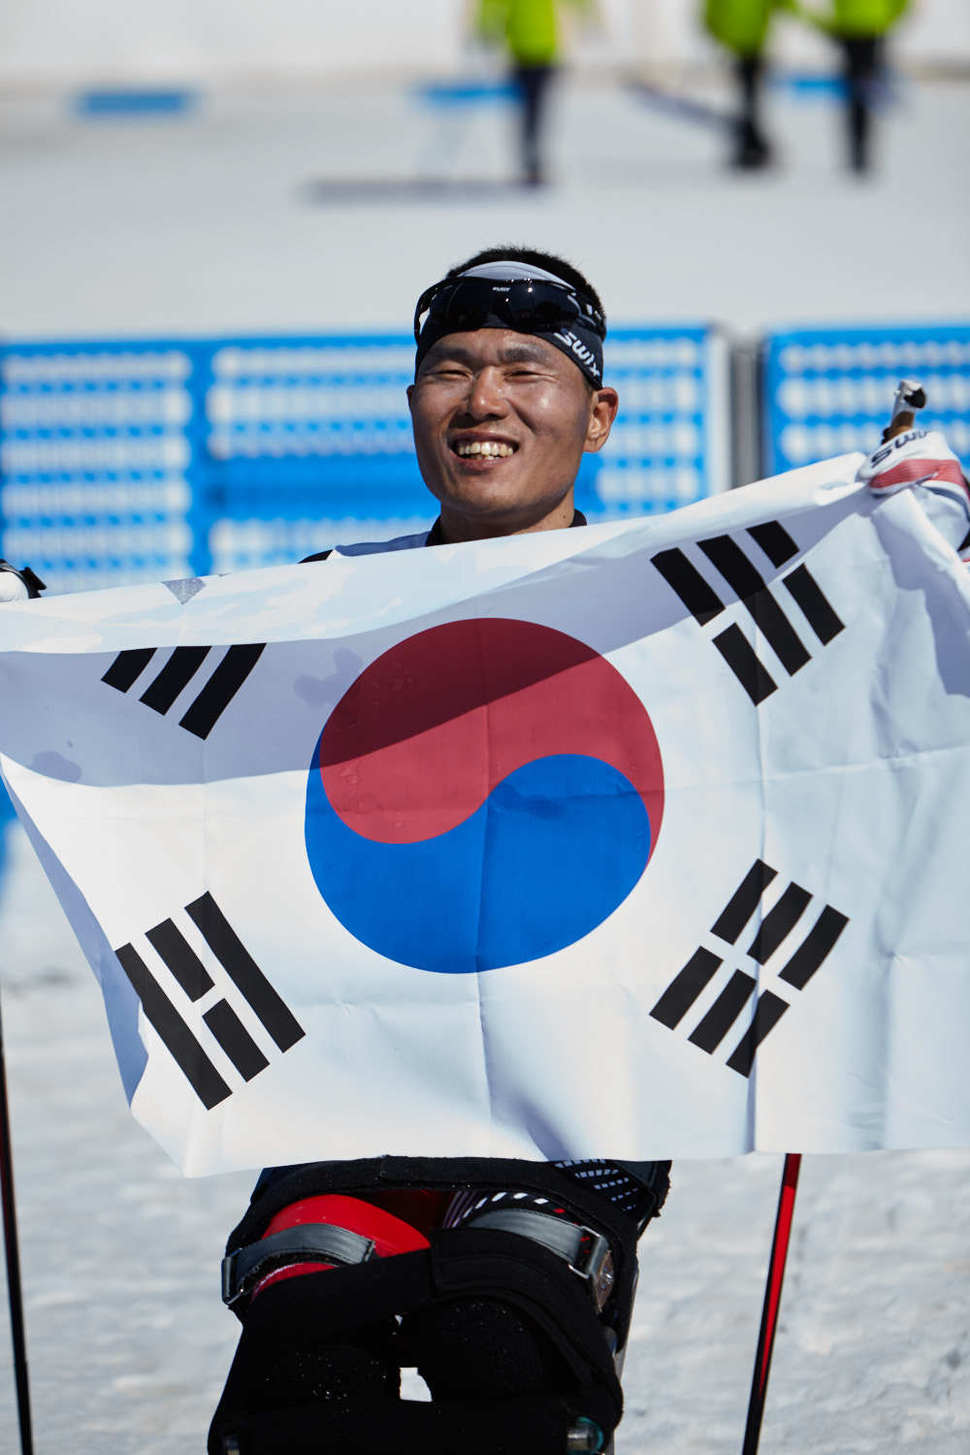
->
xmin=796 ymin=0 xmax=909 ymax=36
xmin=703 ymin=0 xmax=788 ymax=56
xmin=478 ymin=0 xmax=590 ymax=67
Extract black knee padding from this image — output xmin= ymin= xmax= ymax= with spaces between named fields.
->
xmin=400 ymin=1293 xmax=575 ymax=1398
xmin=213 ymin=1390 xmax=610 ymax=1455
xmin=208 ymin=1275 xmax=400 ymax=1453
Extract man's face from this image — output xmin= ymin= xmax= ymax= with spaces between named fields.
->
xmin=407 ymin=328 xmax=618 ymax=538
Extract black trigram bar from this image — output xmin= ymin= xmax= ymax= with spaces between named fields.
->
xmin=725 ymin=991 xmax=790 ymax=1077
xmin=140 ymin=646 xmax=212 ymax=714
xmin=652 ymin=531 xmax=845 ymax=708
xmin=747 ymin=882 xmax=812 ymax=965
xmin=186 ymin=892 xmax=304 ymax=1052
xmin=651 ymin=548 xmax=724 ymax=625
xmin=748 ymin=522 xmax=798 ymax=568
xmin=203 ymin=1000 xmax=270 ymax=1081
xmin=146 ymin=918 xmax=213 ymax=1002
xmin=699 ymin=536 xmax=810 ymax=676
xmin=712 ymin=860 xmax=777 ymax=943
xmin=653 ymin=858 xmax=848 ymax=1076
xmin=779 ymin=905 xmax=849 ymax=990
xmin=179 ymin=643 xmax=266 ymax=740
xmin=713 ymin=625 xmax=778 ymax=705
xmin=102 ymin=641 xmax=265 ymax=739
xmin=688 ymin=970 xmax=756 ymax=1053
xmin=650 ymin=947 xmax=723 ymax=1029
xmin=102 ymin=647 xmax=157 ymax=692
xmin=782 ymin=565 xmax=845 ymax=646
xmin=699 ymin=534 xmax=770 ymax=603
xmin=115 ymin=942 xmax=231 ymax=1110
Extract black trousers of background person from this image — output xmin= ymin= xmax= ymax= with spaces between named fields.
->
xmin=840 ymin=34 xmax=885 ymax=172
xmin=734 ymin=52 xmax=770 ymax=168
xmin=514 ymin=63 xmax=557 ymax=185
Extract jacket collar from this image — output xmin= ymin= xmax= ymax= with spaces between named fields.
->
xmin=425 ymin=509 xmax=587 ymax=546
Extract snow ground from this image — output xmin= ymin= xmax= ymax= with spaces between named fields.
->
xmin=0 ymin=69 xmax=968 ymax=339
xmin=0 ymin=67 xmax=969 ymax=1454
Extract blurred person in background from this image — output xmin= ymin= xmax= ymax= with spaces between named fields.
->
xmin=477 ymin=0 xmax=593 ymax=185
xmin=703 ymin=0 xmax=789 ymax=168
xmin=796 ymin=1 xmax=910 ymax=171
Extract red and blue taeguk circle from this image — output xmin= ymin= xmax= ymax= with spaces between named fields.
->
xmin=304 ymin=618 xmax=664 ymax=973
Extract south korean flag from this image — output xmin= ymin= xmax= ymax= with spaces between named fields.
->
xmin=1 ymin=452 xmax=968 ymax=1176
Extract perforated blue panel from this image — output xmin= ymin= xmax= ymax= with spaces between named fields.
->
xmin=203 ymin=335 xmax=428 ymax=570
xmin=584 ymin=327 xmax=728 ymax=518
xmin=0 ymin=341 xmax=206 ymax=593
xmin=0 ymin=325 xmax=730 ymax=586
xmin=763 ymin=324 xmax=970 ymax=475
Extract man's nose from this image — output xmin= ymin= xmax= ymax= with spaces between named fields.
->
xmin=463 ymin=367 xmax=507 ymax=418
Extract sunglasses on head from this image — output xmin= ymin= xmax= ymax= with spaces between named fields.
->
xmin=413 ymin=275 xmax=606 ymax=344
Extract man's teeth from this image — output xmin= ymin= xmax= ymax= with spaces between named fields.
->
xmin=455 ymin=441 xmax=514 ymax=458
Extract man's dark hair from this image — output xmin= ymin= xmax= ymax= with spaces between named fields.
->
xmin=445 ymin=246 xmax=606 ymax=325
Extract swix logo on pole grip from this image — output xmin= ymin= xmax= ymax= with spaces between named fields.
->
xmin=868 ymin=428 xmax=928 ymax=468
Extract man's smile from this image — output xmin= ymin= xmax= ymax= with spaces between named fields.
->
xmin=450 ymin=435 xmax=518 ymax=461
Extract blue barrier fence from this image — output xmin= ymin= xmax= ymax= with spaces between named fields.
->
xmin=0 ymin=325 xmax=728 ymax=592
xmin=763 ymin=323 xmax=970 ymax=474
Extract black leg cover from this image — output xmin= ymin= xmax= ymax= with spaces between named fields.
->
xmin=212 ymin=1392 xmax=609 ymax=1455
xmin=208 ymin=1275 xmax=400 ymax=1454
xmin=210 ymin=1228 xmax=626 ymax=1454
xmin=402 ymin=1295 xmax=575 ymax=1400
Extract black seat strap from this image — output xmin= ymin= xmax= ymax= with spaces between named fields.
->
xmin=222 ymin=1223 xmax=375 ymax=1309
xmin=466 ymin=1208 xmax=615 ymax=1311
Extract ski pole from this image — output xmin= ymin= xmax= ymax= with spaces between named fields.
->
xmin=741 ymin=1151 xmax=801 ymax=1455
xmin=0 ymin=989 xmax=34 ymax=1455
xmin=741 ymin=379 xmax=925 ymax=1455
xmin=624 ymin=76 xmax=733 ymax=130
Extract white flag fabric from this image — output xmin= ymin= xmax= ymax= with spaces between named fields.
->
xmin=1 ymin=454 xmax=969 ymax=1176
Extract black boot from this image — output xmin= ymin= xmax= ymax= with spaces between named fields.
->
xmin=733 ymin=118 xmax=773 ymax=169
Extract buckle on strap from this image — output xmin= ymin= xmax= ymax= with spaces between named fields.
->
xmin=467 ymin=1208 xmax=616 ymax=1312
xmin=221 ymin=1223 xmax=376 ymax=1309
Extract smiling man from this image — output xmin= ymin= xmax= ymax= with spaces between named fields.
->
xmin=208 ymin=248 xmax=672 ymax=1455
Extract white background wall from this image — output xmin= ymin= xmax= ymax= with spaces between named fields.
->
xmin=0 ymin=0 xmax=461 ymax=85
xmin=627 ymin=0 xmax=970 ymax=69
xmin=0 ymin=0 xmax=968 ymax=87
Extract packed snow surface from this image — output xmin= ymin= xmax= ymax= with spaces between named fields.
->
xmin=1 ymin=67 xmax=969 ymax=1452
xmin=0 ymin=69 xmax=968 ymax=337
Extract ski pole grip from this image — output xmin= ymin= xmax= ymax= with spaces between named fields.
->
xmin=881 ymin=378 xmax=926 ymax=443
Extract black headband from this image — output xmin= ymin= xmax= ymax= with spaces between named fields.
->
xmin=413 ymin=273 xmax=606 ymax=387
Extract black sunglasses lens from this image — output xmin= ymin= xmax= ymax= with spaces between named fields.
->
xmin=533 ymin=296 xmax=579 ymax=327
xmin=506 ymin=281 xmax=579 ymax=329
xmin=428 ymin=283 xmax=487 ymax=333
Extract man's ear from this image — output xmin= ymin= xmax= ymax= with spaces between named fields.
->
xmin=584 ymin=387 xmax=619 ymax=454
xmin=406 ymin=383 xmax=415 ymax=412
